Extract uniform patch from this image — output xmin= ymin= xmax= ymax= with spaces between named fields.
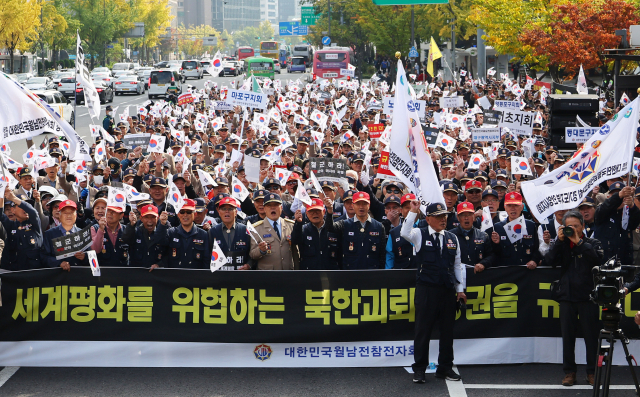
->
xmin=236 ymin=241 xmax=246 ymax=246
xmin=500 ymin=236 xmax=506 ymax=240
xmin=196 ymin=252 xmax=201 ymax=259
xmin=136 ymin=239 xmax=142 ymax=243
xmin=370 ymin=232 xmax=379 ymax=236
xmin=396 ymin=238 xmax=401 ymax=242
xmin=425 ymin=241 xmax=432 ymax=246
xmin=474 ymin=239 xmax=483 ymax=244
xmin=173 ymin=238 xmax=179 ymax=242
xmin=524 ymin=235 xmax=532 ymax=239
xmin=348 ymin=232 xmax=354 ymax=236
xmin=263 ymin=234 xmax=272 ymax=238
xmin=193 ymin=239 xmax=203 ymax=244
xmin=307 ymin=236 xmax=313 ymax=240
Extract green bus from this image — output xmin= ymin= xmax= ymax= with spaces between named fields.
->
xmin=245 ymin=56 xmax=275 ymax=80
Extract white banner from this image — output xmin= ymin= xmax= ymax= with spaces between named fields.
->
xmin=438 ymin=96 xmax=464 ymax=109
xmin=565 ymin=127 xmax=599 ymax=143
xmin=471 ymin=128 xmax=501 ymax=142
xmin=243 ymin=154 xmax=261 ymax=183
xmin=493 ymin=100 xmax=520 ymax=110
xmin=75 ymin=32 xmax=101 ymax=120
xmin=383 ymin=97 xmax=426 ymax=120
xmin=226 ymin=89 xmax=269 ymax=110
xmin=498 ymin=109 xmax=535 ymax=136
xmin=522 ymin=98 xmax=639 ymax=220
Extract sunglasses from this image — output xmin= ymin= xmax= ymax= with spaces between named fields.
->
xmin=387 ymin=189 xmax=401 ymax=194
xmin=267 ymin=186 xmax=281 ymax=191
xmin=179 ymin=210 xmax=193 ymax=215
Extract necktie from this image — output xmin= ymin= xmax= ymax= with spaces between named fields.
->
xmin=274 ymin=221 xmax=281 ymax=239
xmin=433 ymin=233 xmax=441 ymax=254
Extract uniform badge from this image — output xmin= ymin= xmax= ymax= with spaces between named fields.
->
xmin=349 ymin=242 xmax=354 ymax=251
xmin=372 ymin=245 xmax=376 ymax=252
xmin=526 ymin=249 xmax=531 ymax=255
xmin=348 ymin=232 xmax=354 ymax=236
xmin=398 ymin=247 xmax=402 ymax=256
xmin=102 ymin=249 xmax=106 ymax=254
xmin=172 ymin=248 xmax=177 ymax=257
xmin=426 ymin=241 xmax=432 ymax=246
xmin=123 ymin=252 xmax=127 ymax=258
xmin=479 ymin=253 xmax=483 ymax=259
xmin=196 ymin=252 xmax=201 ymax=259
xmin=307 ymin=236 xmax=313 ymax=240
xmin=30 ymin=239 xmax=35 ymax=244
xmin=263 ymin=234 xmax=272 ymax=238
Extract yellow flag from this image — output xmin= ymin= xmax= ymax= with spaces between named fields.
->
xmin=427 ymin=37 xmax=442 ymax=77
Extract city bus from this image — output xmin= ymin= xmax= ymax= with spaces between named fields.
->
xmin=260 ymin=41 xmax=279 ymax=59
xmin=292 ymin=44 xmax=314 ymax=64
xmin=246 ymin=56 xmax=275 ymax=80
xmin=312 ymin=46 xmax=354 ymax=80
xmin=236 ymin=46 xmax=255 ymax=60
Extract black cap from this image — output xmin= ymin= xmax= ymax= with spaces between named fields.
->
xmin=425 ymin=203 xmax=449 ymax=216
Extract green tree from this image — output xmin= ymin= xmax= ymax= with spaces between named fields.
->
xmin=128 ymin=0 xmax=173 ymax=62
xmin=0 ymin=0 xmax=40 ymax=72
xmin=176 ymin=24 xmax=219 ymax=58
xmin=40 ymin=0 xmax=81 ymax=66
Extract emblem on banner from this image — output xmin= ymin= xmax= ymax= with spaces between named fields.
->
xmin=567 ymin=150 xmax=600 ymax=184
xmin=254 ymin=344 xmax=273 ymax=361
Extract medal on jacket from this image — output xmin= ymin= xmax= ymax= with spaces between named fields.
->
xmin=398 ymin=247 xmax=402 ymax=256
xmin=172 ymin=248 xmax=177 ymax=257
xmin=349 ymin=242 xmax=354 ymax=251
xmin=360 ymin=228 xmax=365 ymax=232
xmin=102 ymin=249 xmax=106 ymax=254
xmin=226 ymin=229 xmax=231 ymax=233
xmin=465 ymin=236 xmax=469 ymax=240
xmin=267 ymin=243 xmax=271 ymax=254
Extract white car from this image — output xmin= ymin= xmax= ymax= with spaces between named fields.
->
xmin=90 ymin=72 xmax=115 ymax=88
xmin=31 ymin=90 xmax=75 ymax=125
xmin=114 ymin=75 xmax=145 ymax=95
xmin=58 ymin=77 xmax=77 ymax=98
xmin=182 ymin=60 xmax=203 ymax=79
xmin=24 ymin=77 xmax=55 ymax=91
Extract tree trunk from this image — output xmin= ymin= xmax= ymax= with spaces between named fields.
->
xmin=8 ymin=48 xmax=14 ymax=73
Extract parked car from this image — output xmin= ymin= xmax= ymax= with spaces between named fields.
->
xmin=182 ymin=60 xmax=203 ymax=80
xmin=31 ymin=90 xmax=75 ymax=125
xmin=24 ymin=77 xmax=55 ymax=91
xmin=91 ymin=67 xmax=111 ymax=75
xmin=58 ymin=77 xmax=77 ymax=98
xmin=114 ymin=75 xmax=145 ymax=95
xmin=154 ymin=61 xmax=170 ymax=69
xmin=52 ymin=72 xmax=73 ymax=86
xmin=287 ymin=56 xmax=307 ymax=73
xmin=75 ymin=81 xmax=114 ymax=104
xmin=274 ymin=61 xmax=281 ymax=74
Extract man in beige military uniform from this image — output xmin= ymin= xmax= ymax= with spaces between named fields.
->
xmin=249 ymin=193 xmax=299 ymax=270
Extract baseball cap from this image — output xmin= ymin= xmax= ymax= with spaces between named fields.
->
xmin=58 ymin=199 xmax=77 ymax=211
xmin=465 ymin=180 xmax=483 ymax=192
xmin=579 ymin=196 xmax=596 ymax=207
xmin=264 ymin=193 xmax=283 ymax=205
xmin=425 ymin=203 xmax=449 ymax=216
xmin=353 ymin=192 xmax=370 ymax=203
xmin=504 ymin=192 xmax=523 ymax=205
xmin=609 ymin=181 xmax=625 ymax=193
xmin=457 ymin=201 xmax=475 ymax=214
xmin=482 ymin=188 xmax=499 ymax=199
xmin=181 ymin=199 xmax=196 ymax=211
xmin=17 ymin=167 xmax=31 ymax=178
xmin=305 ymin=198 xmax=325 ymax=211
xmin=150 ymin=177 xmax=167 ymax=187
xmin=442 ymin=182 xmax=458 ymax=193
xmin=342 ymin=189 xmax=357 ymax=202
xmin=253 ymin=189 xmax=268 ymax=200
xmin=194 ymin=198 xmax=207 ymax=212
xmin=140 ymin=204 xmax=158 ymax=217
xmin=218 ymin=196 xmax=240 ymax=208
xmin=384 ymin=195 xmax=402 ymax=206
xmin=401 ymin=193 xmax=416 ymax=205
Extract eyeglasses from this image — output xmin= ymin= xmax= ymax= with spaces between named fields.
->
xmin=387 ymin=189 xmax=401 ymax=194
xmin=267 ymin=186 xmax=281 ymax=191
xmin=179 ymin=210 xmax=193 ymax=215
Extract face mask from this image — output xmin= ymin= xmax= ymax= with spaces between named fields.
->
xmin=94 ymin=175 xmax=103 ymax=185
xmin=106 ymin=111 xmax=112 ymax=116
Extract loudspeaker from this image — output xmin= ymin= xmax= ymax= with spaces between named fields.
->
xmin=549 ymin=113 xmax=599 ymax=130
xmin=548 ymin=94 xmax=599 ymax=113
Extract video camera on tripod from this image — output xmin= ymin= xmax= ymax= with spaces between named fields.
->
xmin=590 ymin=256 xmax=640 ymax=397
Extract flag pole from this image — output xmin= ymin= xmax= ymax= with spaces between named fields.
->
xmin=74 ymin=30 xmax=78 ymax=130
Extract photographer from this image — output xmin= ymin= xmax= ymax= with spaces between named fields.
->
xmin=545 ymin=210 xmax=604 ymax=387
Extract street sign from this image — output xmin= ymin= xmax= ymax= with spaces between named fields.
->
xmin=301 ymin=6 xmax=320 ymax=26
xmin=372 ymin=0 xmax=447 ymax=4
xmin=322 ymin=36 xmax=331 ymax=46
xmin=279 ymin=22 xmax=308 ymax=36
xmin=203 ymin=36 xmax=218 ymax=46
xmin=106 ymin=45 xmax=114 ymax=49
xmin=408 ymin=47 xmax=419 ymax=58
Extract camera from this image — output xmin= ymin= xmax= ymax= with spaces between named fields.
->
xmin=563 ymin=225 xmax=574 ymax=237
xmin=591 ymin=256 xmax=637 ymax=330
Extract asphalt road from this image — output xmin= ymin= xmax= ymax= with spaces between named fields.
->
xmin=0 ymin=364 xmax=638 ymax=396
xmin=10 ymin=68 xmax=312 ymax=161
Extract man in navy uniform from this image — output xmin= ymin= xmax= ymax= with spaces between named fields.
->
xmin=326 ymin=191 xmax=386 ymax=269
xmin=450 ymin=201 xmax=493 ymax=273
xmin=209 ymin=196 xmax=252 ymax=270
xmin=292 ymin=196 xmax=340 ymax=270
xmin=1 ymin=188 xmax=42 ymax=270
xmin=164 ymin=199 xmax=210 ymax=269
xmin=490 ymin=192 xmax=541 ymax=268
xmin=386 ymin=193 xmax=424 ymax=269
xmin=42 ymin=200 xmax=88 ymax=270
xmin=401 ymin=200 xmax=466 ymax=383
xmin=129 ymin=204 xmax=169 ymax=271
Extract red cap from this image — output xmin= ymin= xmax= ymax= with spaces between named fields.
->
xmin=353 ymin=192 xmax=370 ymax=203
xmin=305 ymin=198 xmax=325 ymax=211
xmin=456 ymin=201 xmax=475 ymax=214
xmin=465 ymin=180 xmax=482 ymax=191
xmin=107 ymin=205 xmax=124 ymax=213
xmin=58 ymin=200 xmax=77 ymax=211
xmin=401 ymin=193 xmax=416 ymax=205
xmin=219 ymin=197 xmax=240 ymax=208
xmin=504 ymin=192 xmax=523 ymax=205
xmin=140 ymin=204 xmax=158 ymax=217
xmin=287 ymin=173 xmax=301 ymax=182
xmin=182 ymin=199 xmax=196 ymax=211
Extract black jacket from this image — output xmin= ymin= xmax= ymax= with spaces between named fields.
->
xmin=545 ymin=236 xmax=604 ymax=302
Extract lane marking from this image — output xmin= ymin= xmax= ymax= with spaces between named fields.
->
xmin=446 ymin=366 xmax=467 ymax=397
xmin=0 ymin=366 xmax=19 ymax=388
xmin=464 ymin=384 xmax=636 ymax=390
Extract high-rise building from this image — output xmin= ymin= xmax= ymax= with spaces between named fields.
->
xmin=218 ymin=0 xmax=261 ymax=32
xmin=179 ymin=0 xmax=213 ymax=28
xmin=277 ymin=0 xmax=299 ymax=23
xmin=261 ymin=0 xmax=278 ymax=24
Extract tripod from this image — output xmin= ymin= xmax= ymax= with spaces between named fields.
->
xmin=592 ymin=310 xmax=640 ymax=396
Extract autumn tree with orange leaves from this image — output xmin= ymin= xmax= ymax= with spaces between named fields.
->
xmin=519 ymin=0 xmax=640 ymax=84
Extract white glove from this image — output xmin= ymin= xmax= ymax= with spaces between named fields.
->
xmin=360 ymin=171 xmax=370 ymax=187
